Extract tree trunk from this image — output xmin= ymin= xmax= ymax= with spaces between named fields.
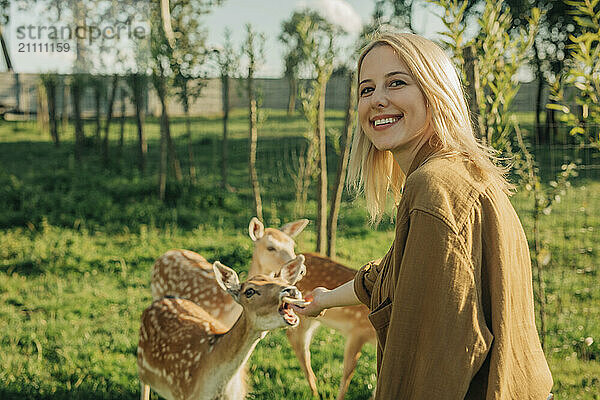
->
xmin=158 ymin=80 xmax=169 ymax=201
xmin=221 ymin=74 xmax=230 ymax=189
xmin=119 ymin=84 xmax=126 ymax=153
xmin=166 ymin=119 xmax=183 ymax=182
xmin=533 ymin=41 xmax=548 ymax=145
xmin=14 ymin=73 xmax=21 ymax=112
xmin=327 ymin=72 xmax=356 ymax=257
xmin=103 ymin=75 xmax=118 ymax=167
xmin=154 ymin=74 xmax=182 ymax=183
xmin=532 ymin=202 xmax=547 ymax=350
xmin=94 ymin=81 xmax=102 ymax=142
xmin=462 ymin=46 xmax=484 ymax=140
xmin=37 ymin=82 xmax=49 ymax=136
xmin=183 ymin=81 xmax=196 ymax=180
xmin=45 ymin=76 xmax=60 ymax=146
xmin=547 ymin=108 xmax=557 ymax=144
xmin=71 ymin=75 xmax=84 ymax=161
xmin=287 ymin=76 xmax=297 ymax=115
xmin=248 ymin=76 xmax=263 ymax=221
xmin=315 ymin=76 xmax=328 ymax=254
xmin=132 ymin=74 xmax=147 ymax=173
xmin=61 ymin=79 xmax=69 ymax=134
xmin=0 ymin=26 xmax=13 ymax=71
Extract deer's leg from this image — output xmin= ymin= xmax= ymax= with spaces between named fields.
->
xmin=336 ymin=334 xmax=368 ymax=400
xmin=286 ymin=317 xmax=320 ymax=397
xmin=140 ymin=381 xmax=150 ymax=400
xmin=223 ymin=365 xmax=247 ymax=400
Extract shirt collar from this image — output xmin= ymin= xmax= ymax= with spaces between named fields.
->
xmin=406 ymin=139 xmax=441 ymax=178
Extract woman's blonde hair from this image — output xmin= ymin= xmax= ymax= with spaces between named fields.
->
xmin=347 ymin=32 xmax=513 ymax=223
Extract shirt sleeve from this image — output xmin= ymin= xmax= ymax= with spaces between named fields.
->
xmin=375 ymin=209 xmax=493 ymax=399
xmin=354 ymin=248 xmax=392 ymax=307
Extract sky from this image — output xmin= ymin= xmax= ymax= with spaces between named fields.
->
xmin=2 ymin=0 xmax=446 ymax=76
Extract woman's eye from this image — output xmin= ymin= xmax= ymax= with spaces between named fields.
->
xmin=360 ymin=87 xmax=373 ymax=96
xmin=244 ymin=288 xmax=256 ymax=298
xmin=390 ymin=79 xmax=406 ymax=88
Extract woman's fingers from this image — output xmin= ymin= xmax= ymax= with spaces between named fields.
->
xmin=291 ymin=287 xmax=328 ymax=317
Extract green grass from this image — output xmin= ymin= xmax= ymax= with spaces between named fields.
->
xmin=0 ymin=110 xmax=599 ymax=399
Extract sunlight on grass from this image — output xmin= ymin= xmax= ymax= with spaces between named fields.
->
xmin=0 ymin=113 xmax=598 ymax=399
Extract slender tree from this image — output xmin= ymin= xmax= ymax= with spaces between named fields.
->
xmin=150 ymin=2 xmax=183 ymax=200
xmin=0 ymin=15 xmax=11 ymax=72
xmin=243 ymin=24 xmax=266 ymax=221
xmin=128 ymin=73 xmax=148 ymax=172
xmin=214 ymin=29 xmax=240 ymax=190
xmin=279 ymin=11 xmax=319 ymax=116
xmin=327 ymin=70 xmax=356 ymax=257
xmin=295 ymin=12 xmax=337 ymax=253
xmin=549 ymin=0 xmax=600 ymax=149
xmin=169 ymin=0 xmax=215 ymax=180
xmin=436 ymin=0 xmax=539 ymax=150
xmin=41 ymin=74 xmax=60 ymax=146
xmin=503 ymin=0 xmax=579 ymax=144
xmin=118 ymin=84 xmax=127 ymax=154
xmin=90 ymin=76 xmax=106 ymax=143
xmin=70 ymin=74 xmax=86 ymax=161
xmin=102 ymin=75 xmax=119 ymax=166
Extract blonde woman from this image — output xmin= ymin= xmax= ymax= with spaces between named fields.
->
xmin=292 ymin=33 xmax=553 ymax=399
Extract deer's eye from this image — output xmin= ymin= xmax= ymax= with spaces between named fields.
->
xmin=267 ymin=247 xmax=276 ymax=251
xmin=244 ymin=288 xmax=257 ymax=298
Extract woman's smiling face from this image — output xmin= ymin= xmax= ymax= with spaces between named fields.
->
xmin=358 ymin=44 xmax=431 ymax=152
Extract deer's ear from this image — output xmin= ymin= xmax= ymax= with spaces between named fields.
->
xmin=279 ymin=254 xmax=306 ymax=285
xmin=213 ymin=261 xmax=241 ymax=300
xmin=280 ymin=219 xmax=309 ymax=238
xmin=249 ymin=217 xmax=264 ymax=241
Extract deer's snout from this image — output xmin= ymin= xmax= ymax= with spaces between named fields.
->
xmin=281 ymin=287 xmax=301 ymax=300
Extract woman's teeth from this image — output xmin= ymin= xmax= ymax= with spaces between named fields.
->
xmin=373 ymin=116 xmax=401 ymax=126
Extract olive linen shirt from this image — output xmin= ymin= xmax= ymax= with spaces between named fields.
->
xmin=354 ymin=143 xmax=553 ymax=399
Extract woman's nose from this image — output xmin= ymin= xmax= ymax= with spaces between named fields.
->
xmin=370 ymin=88 xmax=388 ymax=109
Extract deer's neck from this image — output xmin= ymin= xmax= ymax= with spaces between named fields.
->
xmin=193 ymin=313 xmax=266 ymax=399
xmin=249 ymin=253 xmax=263 ymax=277
xmin=208 ymin=312 xmax=266 ymax=374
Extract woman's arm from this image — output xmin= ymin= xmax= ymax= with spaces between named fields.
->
xmin=291 ymin=279 xmax=361 ymax=317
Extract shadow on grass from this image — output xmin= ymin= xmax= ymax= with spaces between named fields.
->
xmin=0 ymin=134 xmax=364 ymax=234
xmin=0 ymin=385 xmax=138 ymax=400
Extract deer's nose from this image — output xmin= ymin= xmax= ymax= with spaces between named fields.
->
xmin=282 ymin=287 xmax=301 ymax=299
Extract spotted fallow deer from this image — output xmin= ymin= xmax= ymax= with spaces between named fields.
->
xmin=138 ymin=255 xmax=306 ymax=400
xmin=151 ymin=218 xmax=308 ymax=328
xmin=151 ymin=217 xmax=376 ymax=399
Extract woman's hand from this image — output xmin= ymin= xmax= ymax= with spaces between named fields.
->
xmin=291 ymin=287 xmax=330 ymax=317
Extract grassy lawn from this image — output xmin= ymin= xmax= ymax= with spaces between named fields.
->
xmin=0 ymin=109 xmax=598 ymax=399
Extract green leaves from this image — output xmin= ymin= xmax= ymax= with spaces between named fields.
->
xmin=551 ymin=0 xmax=600 ymax=148
xmin=433 ymin=0 xmax=540 ymax=150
